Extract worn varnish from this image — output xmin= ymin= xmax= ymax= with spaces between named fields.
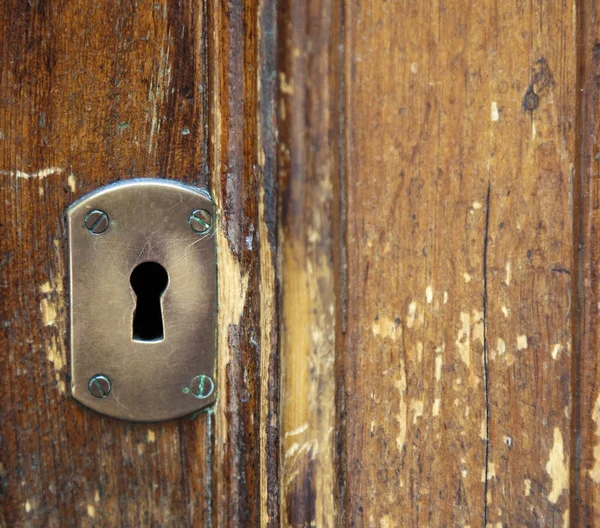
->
xmin=341 ymin=1 xmax=576 ymax=526
xmin=578 ymin=1 xmax=600 ymax=525
xmin=0 ymin=0 xmax=278 ymax=526
xmin=3 ymin=0 xmax=600 ymax=526
xmin=277 ymin=0 xmax=342 ymax=526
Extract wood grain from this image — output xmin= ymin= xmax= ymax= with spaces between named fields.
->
xmin=341 ymin=1 xmax=576 ymax=526
xmin=4 ymin=0 xmax=600 ymax=526
xmin=209 ymin=0 xmax=280 ymax=525
xmin=277 ymin=0 xmax=343 ymax=526
xmin=577 ymin=1 xmax=600 ymax=525
xmin=0 ymin=0 xmax=279 ymax=526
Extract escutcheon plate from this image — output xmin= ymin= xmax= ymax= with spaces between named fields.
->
xmin=66 ymin=179 xmax=217 ymax=422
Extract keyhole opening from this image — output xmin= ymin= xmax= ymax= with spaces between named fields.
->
xmin=130 ymin=262 xmax=169 ymax=342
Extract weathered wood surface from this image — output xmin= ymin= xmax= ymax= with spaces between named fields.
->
xmin=2 ymin=0 xmax=600 ymax=527
xmin=341 ymin=1 xmax=576 ymax=526
xmin=578 ymin=1 xmax=600 ymax=525
xmin=277 ymin=0 xmax=342 ymax=526
xmin=0 ymin=0 xmax=278 ymax=526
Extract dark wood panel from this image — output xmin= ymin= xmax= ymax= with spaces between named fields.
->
xmin=277 ymin=0 xmax=343 ymax=525
xmin=0 ymin=0 xmax=279 ymax=526
xmin=577 ymin=0 xmax=600 ymax=524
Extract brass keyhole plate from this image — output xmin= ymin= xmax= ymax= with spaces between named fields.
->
xmin=66 ymin=179 xmax=217 ymax=422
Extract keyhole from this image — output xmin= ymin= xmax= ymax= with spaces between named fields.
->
xmin=130 ymin=262 xmax=169 ymax=342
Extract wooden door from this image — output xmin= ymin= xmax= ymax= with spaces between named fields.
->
xmin=1 ymin=0 xmax=600 ymax=526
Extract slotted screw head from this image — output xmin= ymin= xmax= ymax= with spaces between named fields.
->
xmin=184 ymin=374 xmax=214 ymax=399
xmin=189 ymin=209 xmax=213 ymax=234
xmin=84 ymin=210 xmax=110 ymax=234
xmin=88 ymin=375 xmax=111 ymax=399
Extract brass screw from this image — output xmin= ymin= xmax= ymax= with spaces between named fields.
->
xmin=84 ymin=210 xmax=110 ymax=234
xmin=88 ymin=375 xmax=111 ymax=399
xmin=183 ymin=375 xmax=214 ymax=399
xmin=189 ymin=209 xmax=213 ymax=234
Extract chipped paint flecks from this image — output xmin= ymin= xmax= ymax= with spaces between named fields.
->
xmin=589 ymin=392 xmax=600 ymax=484
xmin=372 ymin=315 xmax=402 ymax=341
xmin=456 ymin=312 xmax=471 ymax=366
xmin=394 ymin=361 xmax=407 ymax=452
xmin=0 ymin=167 xmax=64 ymax=180
xmin=455 ymin=311 xmax=483 ymax=368
xmin=491 ymin=101 xmax=499 ymax=121
xmin=546 ymin=427 xmax=568 ymax=504
xmin=39 ymin=245 xmax=67 ymax=394
xmin=406 ymin=302 xmax=418 ymax=328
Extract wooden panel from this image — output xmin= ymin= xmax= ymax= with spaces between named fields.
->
xmin=341 ymin=1 xmax=576 ymax=526
xmin=277 ymin=0 xmax=343 ymax=526
xmin=0 ymin=0 xmax=279 ymax=526
xmin=577 ymin=1 xmax=600 ymax=525
xmin=208 ymin=0 xmax=280 ymax=525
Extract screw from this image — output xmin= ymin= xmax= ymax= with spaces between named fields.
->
xmin=189 ymin=209 xmax=213 ymax=234
xmin=523 ymin=91 xmax=539 ymax=112
xmin=84 ymin=210 xmax=110 ymax=234
xmin=88 ymin=375 xmax=111 ymax=399
xmin=184 ymin=374 xmax=214 ymax=399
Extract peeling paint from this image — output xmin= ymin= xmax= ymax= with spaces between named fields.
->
xmin=394 ymin=361 xmax=407 ymax=451
xmin=481 ymin=462 xmax=496 ymax=481
xmin=496 ymin=338 xmax=506 ymax=357
xmin=435 ymin=353 xmax=443 ymax=381
xmin=406 ymin=302 xmax=417 ymax=328
xmin=279 ymin=72 xmax=294 ymax=94
xmin=491 ymin=101 xmax=499 ymax=121
xmin=285 ymin=423 xmax=309 ymax=438
xmin=372 ymin=315 xmax=402 ymax=341
xmin=426 ymin=285 xmax=433 ymax=304
xmin=40 ymin=298 xmax=57 ymax=326
xmin=67 ymin=173 xmax=76 ymax=192
xmin=147 ymin=430 xmax=156 ymax=443
xmin=517 ymin=335 xmax=528 ymax=351
xmin=546 ymin=427 xmax=568 ymax=503
xmin=0 ymin=167 xmax=64 ymax=180
xmin=411 ymin=400 xmax=424 ymax=424
xmin=552 ymin=344 xmax=561 ymax=360
xmin=456 ymin=312 xmax=471 ymax=366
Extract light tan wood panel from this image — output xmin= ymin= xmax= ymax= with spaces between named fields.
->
xmin=277 ymin=0 xmax=343 ymax=526
xmin=342 ymin=1 xmax=576 ymax=525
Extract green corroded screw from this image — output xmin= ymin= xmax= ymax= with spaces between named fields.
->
xmin=183 ymin=375 xmax=214 ymax=399
xmin=84 ymin=210 xmax=109 ymax=234
xmin=189 ymin=209 xmax=213 ymax=234
xmin=88 ymin=375 xmax=111 ymax=399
